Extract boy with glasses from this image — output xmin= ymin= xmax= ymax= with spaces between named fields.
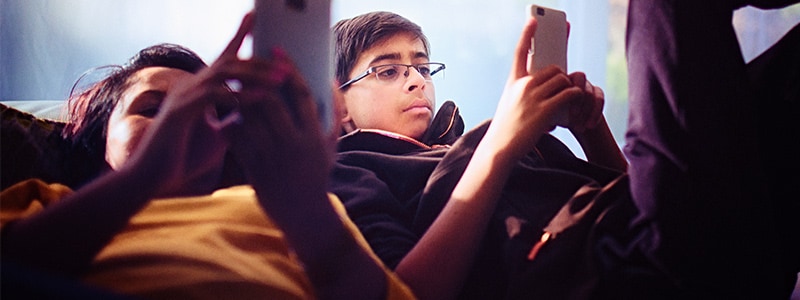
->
xmin=331 ymin=6 xmax=799 ymax=299
xmin=331 ymin=11 xmax=626 ymax=299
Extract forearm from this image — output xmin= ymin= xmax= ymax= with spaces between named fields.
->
xmin=255 ymin=188 xmax=388 ymax=300
xmin=394 ymin=132 xmax=526 ymax=300
xmin=1 ymin=167 xmax=156 ymax=276
xmin=574 ymin=116 xmax=628 ymax=172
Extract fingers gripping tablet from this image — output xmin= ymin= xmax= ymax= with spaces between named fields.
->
xmin=252 ymin=0 xmax=333 ymax=132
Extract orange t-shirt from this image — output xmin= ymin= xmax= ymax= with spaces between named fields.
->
xmin=1 ymin=179 xmax=414 ymax=300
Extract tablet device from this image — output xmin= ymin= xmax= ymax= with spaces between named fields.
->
xmin=252 ymin=0 xmax=333 ymax=131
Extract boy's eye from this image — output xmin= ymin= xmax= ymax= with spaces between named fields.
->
xmin=375 ymin=66 xmax=400 ymax=80
xmin=416 ymin=65 xmax=431 ymax=77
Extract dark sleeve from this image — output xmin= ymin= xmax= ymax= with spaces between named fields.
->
xmin=624 ymin=1 xmax=790 ymax=297
xmin=330 ymin=161 xmax=419 ymax=269
xmin=747 ymin=23 xmax=800 ymax=281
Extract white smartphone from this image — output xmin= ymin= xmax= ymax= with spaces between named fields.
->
xmin=527 ymin=4 xmax=570 ymax=126
xmin=527 ymin=4 xmax=568 ymax=74
xmin=252 ymin=0 xmax=333 ymax=131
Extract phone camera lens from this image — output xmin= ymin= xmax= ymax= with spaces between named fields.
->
xmin=537 ymin=7 xmax=545 ymax=16
xmin=285 ymin=0 xmax=305 ymax=11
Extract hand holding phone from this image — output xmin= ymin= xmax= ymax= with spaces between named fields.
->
xmin=527 ymin=4 xmax=570 ymax=127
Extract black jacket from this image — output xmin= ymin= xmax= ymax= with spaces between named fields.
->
xmin=331 ymin=101 xmax=635 ymax=298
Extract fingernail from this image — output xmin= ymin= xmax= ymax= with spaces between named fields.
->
xmin=268 ymin=68 xmax=289 ymax=85
xmin=207 ymin=109 xmax=243 ymax=130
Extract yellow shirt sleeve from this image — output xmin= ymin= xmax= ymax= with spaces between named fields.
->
xmin=0 ymin=178 xmax=73 ymax=228
xmin=327 ymin=194 xmax=417 ymax=300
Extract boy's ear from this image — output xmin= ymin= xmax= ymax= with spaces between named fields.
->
xmin=333 ymin=87 xmax=349 ymax=122
xmin=339 ymin=105 xmax=352 ymax=123
xmin=339 ymin=106 xmax=356 ymax=133
xmin=332 ymin=85 xmax=355 ymax=132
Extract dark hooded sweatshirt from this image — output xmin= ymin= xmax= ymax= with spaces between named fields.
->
xmin=330 ymin=100 xmax=655 ymax=298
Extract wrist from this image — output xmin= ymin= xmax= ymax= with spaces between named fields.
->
xmin=113 ymin=161 xmax=163 ymax=199
xmin=573 ymin=116 xmax=610 ymax=142
xmin=481 ymin=122 xmax=549 ymax=164
xmin=259 ymin=192 xmax=388 ymax=299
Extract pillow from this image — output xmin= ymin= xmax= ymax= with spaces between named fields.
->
xmin=1 ymin=100 xmax=67 ymax=121
xmin=1 ymin=104 xmax=105 ymax=190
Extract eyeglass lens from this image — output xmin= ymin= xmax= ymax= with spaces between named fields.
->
xmin=374 ymin=64 xmax=442 ymax=82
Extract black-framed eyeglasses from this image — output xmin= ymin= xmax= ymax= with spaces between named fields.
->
xmin=339 ymin=62 xmax=446 ymax=90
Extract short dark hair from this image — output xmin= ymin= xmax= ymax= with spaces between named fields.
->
xmin=333 ymin=11 xmax=430 ymax=86
xmin=64 ymin=43 xmax=207 ymax=158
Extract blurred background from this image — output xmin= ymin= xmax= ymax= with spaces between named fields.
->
xmin=2 ymin=0 xmax=799 ymax=157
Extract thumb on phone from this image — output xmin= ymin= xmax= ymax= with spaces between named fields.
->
xmin=216 ymin=11 xmax=255 ymax=64
xmin=512 ymin=17 xmax=538 ymax=80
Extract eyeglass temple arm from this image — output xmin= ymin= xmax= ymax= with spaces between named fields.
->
xmin=430 ymin=64 xmax=446 ymax=76
xmin=338 ymin=72 xmax=368 ymax=90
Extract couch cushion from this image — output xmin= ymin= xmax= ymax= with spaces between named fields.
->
xmin=0 ymin=100 xmax=67 ymax=121
xmin=1 ymin=103 xmax=105 ymax=190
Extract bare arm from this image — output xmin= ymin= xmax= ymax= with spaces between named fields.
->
xmin=218 ymin=14 xmax=391 ymax=300
xmin=1 ymin=167 xmax=156 ymax=276
xmin=0 ymin=74 xmax=232 ymax=276
xmin=393 ymin=18 xmax=585 ymax=300
xmin=0 ymin=69 xmax=234 ymax=278
xmin=565 ymin=73 xmax=628 ymax=172
xmin=1 ymin=15 xmax=243 ymax=277
xmin=573 ymin=116 xmax=628 ymax=172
